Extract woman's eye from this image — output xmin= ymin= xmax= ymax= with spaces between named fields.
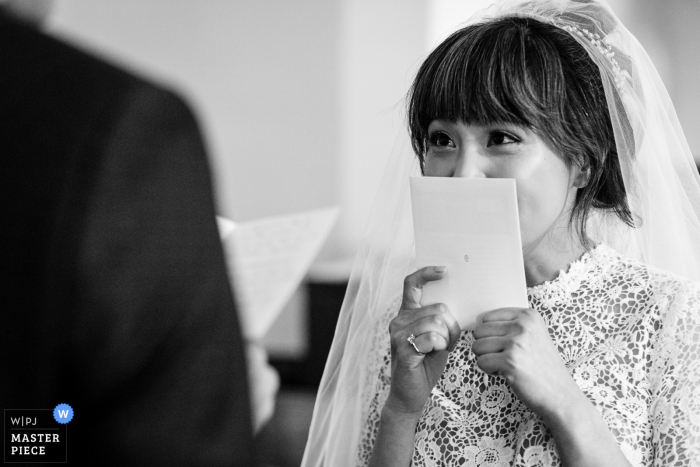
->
xmin=429 ymin=132 xmax=455 ymax=148
xmin=487 ymin=132 xmax=518 ymax=147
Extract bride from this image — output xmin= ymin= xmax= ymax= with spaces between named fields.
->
xmin=303 ymin=1 xmax=700 ymax=466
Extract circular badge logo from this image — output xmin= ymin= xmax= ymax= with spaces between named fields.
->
xmin=53 ymin=404 xmax=73 ymax=424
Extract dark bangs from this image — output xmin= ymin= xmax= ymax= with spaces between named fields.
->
xmin=407 ymin=15 xmax=633 ymax=246
xmin=408 ymin=16 xmax=577 ymax=167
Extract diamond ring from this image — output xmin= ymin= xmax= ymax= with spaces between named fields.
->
xmin=407 ymin=333 xmax=425 ymax=356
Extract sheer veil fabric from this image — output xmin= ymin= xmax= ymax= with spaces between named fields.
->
xmin=301 ymin=1 xmax=700 ymax=465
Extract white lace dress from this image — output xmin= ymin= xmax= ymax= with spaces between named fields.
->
xmin=357 ymin=244 xmax=700 ymax=466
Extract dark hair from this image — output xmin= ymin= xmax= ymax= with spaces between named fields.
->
xmin=407 ymin=16 xmax=633 ymax=246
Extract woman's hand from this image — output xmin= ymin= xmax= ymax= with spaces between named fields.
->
xmin=369 ymin=266 xmax=461 ymax=467
xmin=472 ymin=307 xmax=583 ymax=421
xmin=384 ymin=266 xmax=462 ymax=417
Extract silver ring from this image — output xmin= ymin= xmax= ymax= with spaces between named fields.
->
xmin=407 ymin=333 xmax=425 ymax=356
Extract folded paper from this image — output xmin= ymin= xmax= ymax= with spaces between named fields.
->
xmin=410 ymin=177 xmax=527 ymax=330
xmin=217 ymin=207 xmax=339 ymax=339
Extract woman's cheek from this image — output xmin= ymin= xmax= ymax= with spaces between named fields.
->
xmin=515 ymin=188 xmax=549 ymax=244
xmin=515 ymin=192 xmax=533 ymax=240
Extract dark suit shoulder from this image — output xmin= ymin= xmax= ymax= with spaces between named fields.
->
xmin=0 ymin=14 xmax=188 ymax=264
xmin=0 ymin=15 xmax=179 ymax=177
xmin=0 ymin=15 xmax=155 ymax=107
xmin=0 ymin=15 xmax=196 ymax=161
xmin=0 ymin=15 xmax=204 ymax=374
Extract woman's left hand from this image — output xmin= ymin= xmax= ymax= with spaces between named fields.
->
xmin=471 ymin=307 xmax=583 ymax=421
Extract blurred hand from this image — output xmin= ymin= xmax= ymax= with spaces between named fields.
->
xmin=245 ymin=341 xmax=280 ymax=433
xmin=472 ymin=308 xmax=582 ymax=420
xmin=384 ymin=266 xmax=461 ymax=417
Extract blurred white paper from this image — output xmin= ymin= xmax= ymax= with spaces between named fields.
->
xmin=410 ymin=177 xmax=527 ymax=330
xmin=216 ymin=207 xmax=339 ymax=339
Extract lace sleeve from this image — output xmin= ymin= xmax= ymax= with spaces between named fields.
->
xmin=355 ymin=295 xmax=401 ymax=467
xmin=650 ymin=279 xmax=700 ymax=466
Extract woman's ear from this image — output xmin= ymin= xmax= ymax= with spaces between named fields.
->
xmin=572 ymin=165 xmax=590 ymax=188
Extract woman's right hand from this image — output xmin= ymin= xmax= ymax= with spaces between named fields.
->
xmin=384 ymin=266 xmax=462 ymax=417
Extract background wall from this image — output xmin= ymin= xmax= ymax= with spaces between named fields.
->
xmin=48 ymin=0 xmax=700 ymax=358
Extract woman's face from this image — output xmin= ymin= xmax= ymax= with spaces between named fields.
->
xmin=423 ymin=120 xmax=584 ymax=249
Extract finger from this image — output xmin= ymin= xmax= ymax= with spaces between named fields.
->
xmin=473 ymin=321 xmax=511 ymax=340
xmin=402 ymin=266 xmax=447 ymax=310
xmin=471 ymin=336 xmax=507 ymax=357
xmin=398 ymin=302 xmax=448 ymax=323
xmin=391 ymin=303 xmax=448 ymax=346
xmin=444 ymin=308 xmax=461 ymax=353
xmin=403 ymin=312 xmax=451 ymax=343
xmin=394 ymin=304 xmax=462 ymax=354
xmin=476 ymin=352 xmax=506 ymax=376
xmin=409 ymin=331 xmax=449 ymax=356
xmin=481 ymin=307 xmax=525 ymax=323
xmin=399 ymin=302 xmax=461 ymax=353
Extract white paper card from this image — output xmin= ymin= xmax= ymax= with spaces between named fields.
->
xmin=410 ymin=177 xmax=528 ymax=330
xmin=217 ymin=207 xmax=340 ymax=339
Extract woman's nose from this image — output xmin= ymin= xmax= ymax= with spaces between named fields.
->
xmin=453 ymin=149 xmax=486 ymax=178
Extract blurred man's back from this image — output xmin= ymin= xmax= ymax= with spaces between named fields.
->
xmin=0 ymin=9 xmax=256 ymax=466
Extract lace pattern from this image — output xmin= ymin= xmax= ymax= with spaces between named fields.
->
xmin=356 ymin=244 xmax=700 ymax=466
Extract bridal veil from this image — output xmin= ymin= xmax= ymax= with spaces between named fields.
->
xmin=302 ymin=1 xmax=700 ymax=465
